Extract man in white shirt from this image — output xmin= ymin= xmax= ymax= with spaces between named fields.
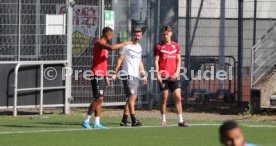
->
xmin=113 ymin=27 xmax=147 ymax=127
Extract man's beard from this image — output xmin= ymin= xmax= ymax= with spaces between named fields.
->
xmin=133 ymin=39 xmax=139 ymax=43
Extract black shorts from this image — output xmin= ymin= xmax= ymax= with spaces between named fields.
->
xmin=91 ymin=76 xmax=106 ymax=98
xmin=159 ymin=78 xmax=180 ymax=92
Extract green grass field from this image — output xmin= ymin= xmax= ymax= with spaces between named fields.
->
xmin=0 ymin=114 xmax=275 ymax=146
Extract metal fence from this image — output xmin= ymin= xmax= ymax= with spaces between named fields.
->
xmin=179 ymin=0 xmax=276 ymax=104
xmin=69 ymin=0 xmax=101 ymax=106
xmin=181 ymin=56 xmax=236 ymax=104
xmin=69 ymin=0 xmax=157 ymax=107
xmin=1 ymin=0 xmax=276 ymax=114
xmin=0 ymin=0 xmax=68 ymax=61
xmin=0 ymin=0 xmax=71 ymax=115
xmin=250 ymin=22 xmax=276 ymax=109
xmin=251 ymin=23 xmax=276 ymax=86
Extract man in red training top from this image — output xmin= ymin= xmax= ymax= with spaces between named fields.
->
xmin=82 ymin=27 xmax=132 ymax=129
xmin=154 ymin=25 xmax=189 ymax=127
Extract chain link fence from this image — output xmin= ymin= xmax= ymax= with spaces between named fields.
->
xmin=0 ymin=0 xmax=68 ymax=61
xmin=0 ymin=0 xmax=276 ymax=113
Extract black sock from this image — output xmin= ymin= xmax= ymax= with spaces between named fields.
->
xmin=121 ymin=115 xmax=128 ymax=123
xmin=130 ymin=114 xmax=136 ymax=124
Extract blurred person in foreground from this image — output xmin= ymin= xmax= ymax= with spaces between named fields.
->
xmin=220 ymin=120 xmax=258 ymax=146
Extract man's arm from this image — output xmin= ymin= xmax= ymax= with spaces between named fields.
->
xmin=154 ymin=56 xmax=162 ymax=84
xmin=96 ymin=40 xmax=132 ymax=51
xmin=139 ymin=60 xmax=147 ymax=84
xmin=112 ymin=54 xmax=125 ymax=80
xmin=139 ymin=60 xmax=146 ymax=77
xmin=171 ymin=54 xmax=181 ymax=80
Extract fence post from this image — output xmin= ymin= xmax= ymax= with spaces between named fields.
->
xmin=65 ymin=0 xmax=74 ymax=114
xmin=237 ymin=0 xmax=244 ymax=106
xmin=184 ymin=0 xmax=191 ymax=104
xmin=219 ymin=0 xmax=225 ymax=95
xmin=253 ymin=0 xmax=257 ymax=46
xmin=17 ymin=0 xmax=21 ymax=61
xmin=100 ymin=0 xmax=105 ymax=31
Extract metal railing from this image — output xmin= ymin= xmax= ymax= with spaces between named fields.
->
xmin=1 ymin=0 xmax=276 ymax=114
xmin=181 ymin=55 xmax=237 ymax=103
xmin=13 ymin=61 xmax=68 ymax=116
xmin=0 ymin=0 xmax=73 ymax=116
xmin=0 ymin=61 xmax=70 ymax=116
xmin=251 ymin=23 xmax=276 ymax=87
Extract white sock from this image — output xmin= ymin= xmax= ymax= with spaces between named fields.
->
xmin=94 ymin=116 xmax=100 ymax=125
xmin=84 ymin=115 xmax=91 ymax=123
xmin=178 ymin=114 xmax=184 ymax=123
xmin=161 ymin=114 xmax=166 ymax=122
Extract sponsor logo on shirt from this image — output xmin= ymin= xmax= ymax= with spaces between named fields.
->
xmin=171 ymin=44 xmax=176 ymax=49
xmin=104 ymin=50 xmax=108 ymax=58
xmin=163 ymin=55 xmax=176 ymax=59
xmin=99 ymin=90 xmax=104 ymax=95
xmin=126 ymin=50 xmax=141 ymax=59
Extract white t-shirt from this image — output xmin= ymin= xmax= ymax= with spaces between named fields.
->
xmin=119 ymin=43 xmax=142 ymax=77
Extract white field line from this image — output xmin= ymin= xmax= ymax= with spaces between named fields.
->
xmin=0 ymin=123 xmax=275 ymax=135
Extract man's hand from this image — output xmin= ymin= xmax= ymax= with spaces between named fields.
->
xmin=112 ymin=74 xmax=117 ymax=81
xmin=171 ymin=73 xmax=178 ymax=80
xmin=157 ymin=75 xmax=162 ymax=84
xmin=105 ymin=78 xmax=110 ymax=87
xmin=143 ymin=77 xmax=148 ymax=85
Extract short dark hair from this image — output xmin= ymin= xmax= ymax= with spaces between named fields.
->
xmin=161 ymin=25 xmax=172 ymax=32
xmin=219 ymin=121 xmax=240 ymax=139
xmin=132 ymin=27 xmax=142 ymax=34
xmin=102 ymin=27 xmax=113 ymax=35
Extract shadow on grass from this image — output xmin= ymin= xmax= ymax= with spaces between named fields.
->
xmin=0 ymin=111 xmax=55 ymax=116
xmin=182 ymin=101 xmax=247 ymax=115
xmin=0 ymin=124 xmax=39 ymax=128
xmin=38 ymin=122 xmax=81 ymax=126
xmin=39 ymin=122 xmax=120 ymax=127
xmin=0 ymin=111 xmax=39 ymax=116
xmin=100 ymin=122 xmax=120 ymax=127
